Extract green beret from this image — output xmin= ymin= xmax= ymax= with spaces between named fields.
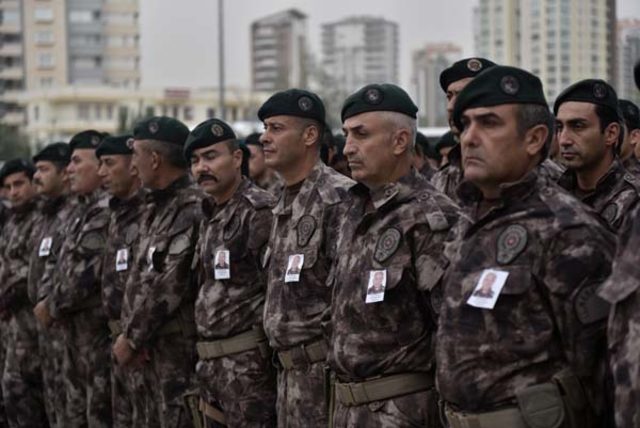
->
xmin=635 ymin=60 xmax=640 ymax=91
xmin=435 ymin=131 xmax=457 ymax=152
xmin=453 ymin=65 xmax=547 ymax=131
xmin=341 ymin=83 xmax=418 ymax=122
xmin=619 ymin=99 xmax=640 ymax=131
xmin=258 ymin=89 xmax=325 ymax=123
xmin=184 ymin=118 xmax=236 ymax=160
xmin=0 ymin=158 xmax=35 ymax=185
xmin=553 ymin=79 xmax=618 ymax=115
xmin=133 ymin=116 xmax=190 ymax=146
xmin=96 ymin=135 xmax=133 ymax=158
xmin=33 ymin=142 xmax=71 ymax=165
xmin=439 ymin=57 xmax=497 ymax=92
xmin=69 ymin=130 xmax=105 ymax=151
xmin=244 ymin=132 xmax=262 ymax=146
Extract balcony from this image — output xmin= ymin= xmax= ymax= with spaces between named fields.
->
xmin=0 ymin=43 xmax=22 ymax=57
xmin=0 ymin=67 xmax=24 ymax=80
xmin=1 ymin=110 xmax=24 ymax=126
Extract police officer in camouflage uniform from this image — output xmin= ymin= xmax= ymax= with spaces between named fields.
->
xmin=618 ymin=99 xmax=640 ymax=176
xmin=0 ymin=159 xmax=49 ymax=428
xmin=114 ymin=117 xmax=204 ymax=428
xmin=29 ymin=143 xmax=73 ymax=428
xmin=95 ymin=135 xmax=149 ymax=428
xmin=556 ymin=79 xmax=640 ymax=232
xmin=437 ymin=66 xmax=616 ymax=427
xmin=34 ymin=130 xmax=112 ymax=428
xmin=186 ymin=119 xmax=277 ymax=427
xmin=328 ymin=84 xmax=459 ymax=427
xmin=258 ymin=89 xmax=354 ymax=427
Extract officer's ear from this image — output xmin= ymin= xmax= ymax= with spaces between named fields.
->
xmin=524 ymin=123 xmax=548 ymax=158
xmin=391 ymin=128 xmax=412 ymax=156
xmin=630 ymin=129 xmax=640 ymax=147
xmin=149 ymin=150 xmax=161 ymax=171
xmin=301 ymin=122 xmax=320 ymax=148
xmin=603 ymin=121 xmax=621 ymax=149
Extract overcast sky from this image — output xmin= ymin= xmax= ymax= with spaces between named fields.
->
xmin=140 ymin=0 xmax=640 ymax=90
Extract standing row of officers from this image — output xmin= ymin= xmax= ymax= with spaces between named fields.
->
xmin=1 ymin=58 xmax=640 ymax=428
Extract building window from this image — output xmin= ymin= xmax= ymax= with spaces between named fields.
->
xmin=78 ymin=103 xmax=90 ymax=120
xmin=40 ymin=77 xmax=53 ymax=87
xmin=33 ymin=106 xmax=39 ymax=122
xmin=69 ymin=10 xmax=94 ymax=23
xmin=34 ymin=8 xmax=54 ymax=22
xmin=183 ymin=106 xmax=193 ymax=121
xmin=106 ymin=104 xmax=114 ymax=120
xmin=1 ymin=10 xmax=20 ymax=24
xmin=207 ymin=108 xmax=215 ymax=118
xmin=37 ymin=53 xmax=54 ymax=69
xmin=95 ymin=104 xmax=102 ymax=120
xmin=35 ymin=31 xmax=54 ymax=45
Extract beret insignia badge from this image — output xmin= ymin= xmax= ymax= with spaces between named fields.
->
xmin=298 ymin=96 xmax=313 ymax=112
xmin=363 ymin=88 xmax=383 ymax=105
xmin=467 ymin=58 xmax=482 ymax=72
xmin=211 ymin=124 xmax=225 ymax=137
xmin=500 ymin=75 xmax=520 ymax=95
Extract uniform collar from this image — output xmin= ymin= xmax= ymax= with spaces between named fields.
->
xmin=351 ymin=167 xmax=423 ymax=210
xmin=202 ymin=176 xmax=250 ymax=221
xmin=147 ymin=174 xmax=191 ymax=204
xmin=273 ymin=160 xmax=325 ymax=220
xmin=457 ymin=170 xmax=539 ymax=209
xmin=558 ymin=158 xmax=625 ymax=198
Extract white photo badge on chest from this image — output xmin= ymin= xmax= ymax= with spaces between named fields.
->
xmin=39 ymin=236 xmax=53 ymax=257
xmin=466 ymin=269 xmax=509 ymax=310
xmin=115 ymin=248 xmax=129 ymax=271
xmin=213 ymin=249 xmax=230 ymax=280
xmin=284 ymin=254 xmax=304 ymax=283
xmin=365 ymin=270 xmax=387 ymax=303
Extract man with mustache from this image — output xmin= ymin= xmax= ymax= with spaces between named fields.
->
xmin=186 ymin=118 xmax=277 ymax=427
xmin=259 ymin=89 xmax=354 ymax=427
xmin=28 ymin=142 xmax=73 ymax=427
xmin=33 ymin=130 xmax=113 ymax=427
xmin=114 ymin=117 xmax=204 ymax=428
xmin=556 ymin=79 xmax=640 ymax=232
xmin=329 ymin=83 xmax=459 ymax=427
xmin=437 ymin=66 xmax=615 ymax=427
xmin=96 ymin=135 xmax=149 ymax=428
xmin=0 ymin=159 xmax=49 ymax=428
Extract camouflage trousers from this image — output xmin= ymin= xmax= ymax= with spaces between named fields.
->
xmin=276 ymin=360 xmax=327 ymax=428
xmin=60 ymin=308 xmax=112 ymax=428
xmin=331 ymin=388 xmax=441 ymax=428
xmin=141 ymin=334 xmax=196 ymax=428
xmin=37 ymin=322 xmax=66 ymax=428
xmin=111 ymin=352 xmax=149 ymax=428
xmin=196 ymin=347 xmax=277 ymax=427
xmin=0 ymin=320 xmax=7 ymax=428
xmin=1 ymin=307 xmax=49 ymax=428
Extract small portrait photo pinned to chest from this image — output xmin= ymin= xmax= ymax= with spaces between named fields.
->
xmin=39 ymin=236 xmax=53 ymax=257
xmin=365 ymin=270 xmax=387 ymax=304
xmin=466 ymin=269 xmax=509 ymax=310
xmin=115 ymin=248 xmax=129 ymax=272
xmin=213 ymin=250 xmax=230 ymax=280
xmin=284 ymin=254 xmax=304 ymax=283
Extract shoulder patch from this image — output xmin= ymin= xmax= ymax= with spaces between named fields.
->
xmin=575 ymin=283 xmax=610 ymax=324
xmin=81 ymin=231 xmax=106 ymax=251
xmin=317 ymin=167 xmax=355 ymax=205
xmin=243 ymin=185 xmax=276 ymax=210
xmin=601 ymin=203 xmax=618 ymax=225
xmin=168 ymin=233 xmax=192 ymax=255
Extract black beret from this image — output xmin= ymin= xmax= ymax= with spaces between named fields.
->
xmin=0 ymin=158 xmax=35 ymax=185
xmin=415 ymin=132 xmax=429 ymax=150
xmin=341 ymin=83 xmax=418 ymax=122
xmin=69 ymin=130 xmax=105 ymax=151
xmin=238 ymin=141 xmax=250 ymax=177
xmin=244 ymin=132 xmax=262 ymax=146
xmin=619 ymin=99 xmax=640 ymax=130
xmin=435 ymin=131 xmax=458 ymax=152
xmin=33 ymin=142 xmax=71 ymax=165
xmin=635 ymin=60 xmax=640 ymax=91
xmin=453 ymin=65 xmax=547 ymax=131
xmin=133 ymin=116 xmax=190 ymax=146
xmin=184 ymin=118 xmax=236 ymax=160
xmin=258 ymin=89 xmax=325 ymax=123
xmin=553 ymin=79 xmax=618 ymax=115
xmin=96 ymin=135 xmax=134 ymax=158
xmin=439 ymin=57 xmax=497 ymax=92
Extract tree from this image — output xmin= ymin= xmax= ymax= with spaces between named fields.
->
xmin=0 ymin=124 xmax=31 ymax=161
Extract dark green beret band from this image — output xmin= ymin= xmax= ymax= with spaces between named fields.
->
xmin=96 ymin=135 xmax=133 ymax=158
xmin=133 ymin=116 xmax=190 ymax=146
xmin=258 ymin=89 xmax=325 ymax=123
xmin=341 ymin=83 xmax=418 ymax=122
xmin=184 ymin=118 xmax=236 ymax=160
xmin=0 ymin=158 xmax=35 ymax=184
xmin=69 ymin=130 xmax=105 ymax=152
xmin=439 ymin=57 xmax=497 ymax=92
xmin=33 ymin=142 xmax=71 ymax=164
xmin=619 ymin=99 xmax=640 ymax=130
xmin=553 ymin=79 xmax=618 ymax=115
xmin=453 ymin=65 xmax=547 ymax=131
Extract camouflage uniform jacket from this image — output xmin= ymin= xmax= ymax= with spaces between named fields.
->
xmin=622 ymin=155 xmax=640 ymax=177
xmin=537 ymin=158 xmax=565 ymax=182
xmin=329 ymin=169 xmax=458 ymax=380
xmin=436 ymin=171 xmax=616 ymax=412
xmin=430 ymin=143 xmax=462 ymax=202
xmin=195 ymin=178 xmax=275 ymax=339
xmin=263 ymin=161 xmax=354 ymax=350
xmin=122 ymin=175 xmax=205 ymax=349
xmin=27 ymin=195 xmax=74 ymax=304
xmin=558 ymin=159 xmax=640 ymax=231
xmin=418 ymin=163 xmax=435 ymax=181
xmin=0 ymin=200 xmax=39 ymax=312
xmin=46 ymin=191 xmax=110 ymax=318
xmin=101 ymin=190 xmax=147 ymax=321
xmin=256 ymin=172 xmax=284 ymax=198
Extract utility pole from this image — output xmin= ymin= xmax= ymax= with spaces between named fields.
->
xmin=218 ymin=0 xmax=226 ymax=120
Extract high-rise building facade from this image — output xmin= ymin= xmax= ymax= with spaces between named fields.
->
xmin=0 ymin=0 xmax=26 ymax=127
xmin=412 ymin=43 xmax=462 ymax=127
xmin=474 ymin=0 xmax=616 ymax=101
xmin=617 ymin=19 xmax=640 ymax=106
xmin=251 ymin=9 xmax=308 ymax=92
xmin=321 ymin=16 xmax=399 ymax=95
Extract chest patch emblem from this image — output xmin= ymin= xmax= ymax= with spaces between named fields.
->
xmin=374 ymin=228 xmax=402 ymax=263
xmin=496 ymin=225 xmax=528 ymax=265
xmin=296 ymin=215 xmax=317 ymax=247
